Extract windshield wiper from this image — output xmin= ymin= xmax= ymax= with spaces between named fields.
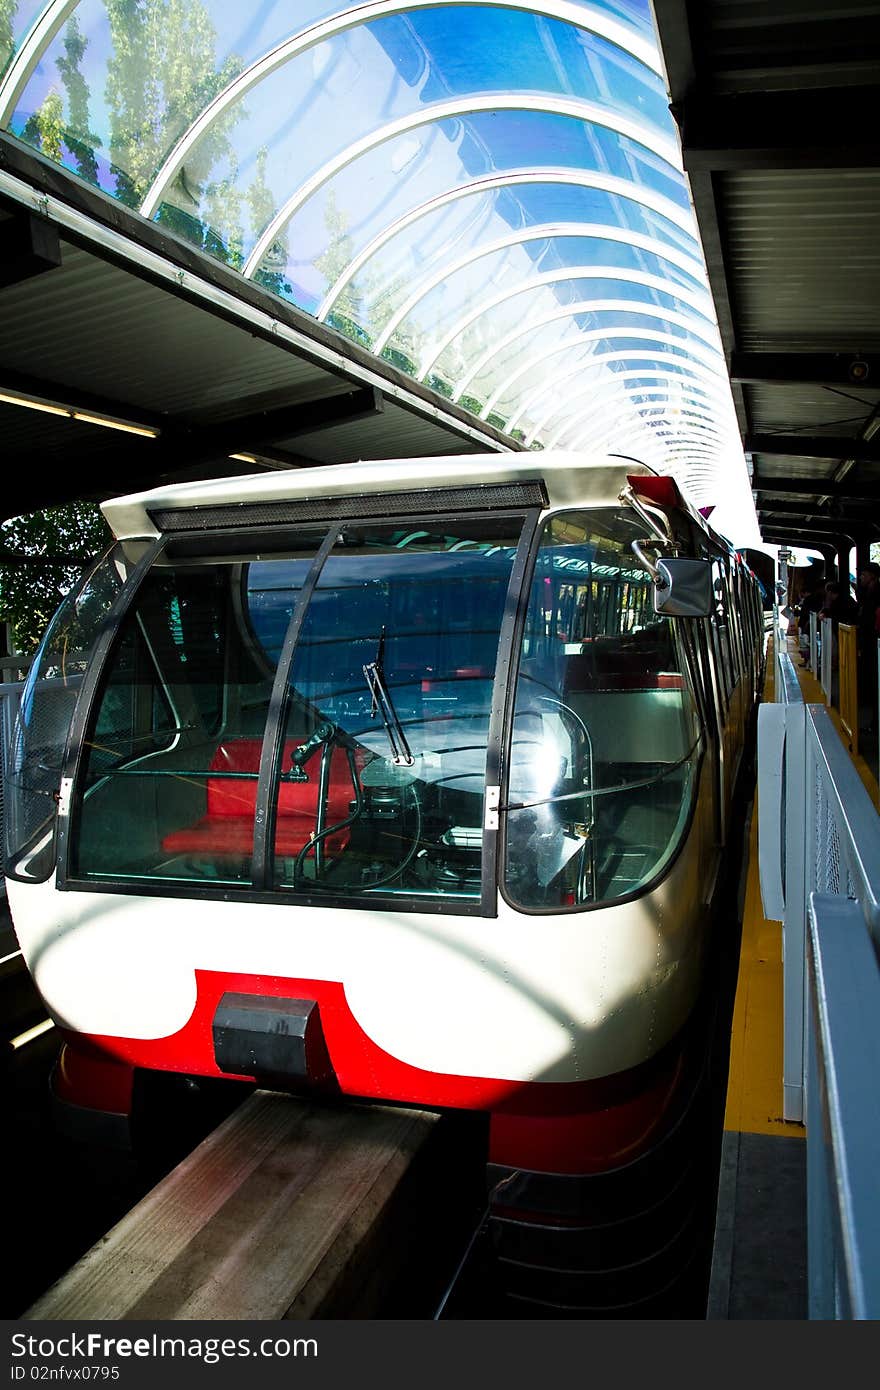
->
xmin=363 ymin=626 xmax=414 ymax=766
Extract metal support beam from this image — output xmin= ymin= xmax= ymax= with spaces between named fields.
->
xmin=758 ymin=511 xmax=867 ymax=530
xmin=731 ymin=353 xmax=880 ymax=389
xmin=203 ymin=386 xmax=384 ymax=450
xmin=817 ymin=544 xmax=840 ymax=581
xmin=0 ymin=212 xmax=62 ymax=287
xmin=753 ymin=474 xmax=880 ymax=502
xmin=710 ymin=15 xmax=880 ymax=89
xmin=839 ymin=541 xmax=853 ymax=585
xmin=758 ymin=497 xmax=868 ymax=520
xmin=675 ymin=84 xmax=880 ymax=171
xmin=0 ymin=366 xmax=161 ymax=434
xmin=758 ymin=504 xmax=873 ymax=528
xmin=748 ymin=435 xmax=880 ymax=465
xmin=0 ymin=368 xmax=381 ymax=457
xmin=761 ymin=523 xmax=866 ymax=547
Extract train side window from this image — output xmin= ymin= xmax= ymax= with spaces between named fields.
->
xmin=710 ymin=560 xmax=736 ymax=704
xmin=504 ymin=508 xmax=703 ymax=913
xmin=726 ymin=560 xmax=746 ymax=679
xmin=5 ymin=545 xmax=130 ymax=883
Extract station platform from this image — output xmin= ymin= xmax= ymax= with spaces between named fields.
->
xmin=708 ymin=636 xmax=880 ymax=1319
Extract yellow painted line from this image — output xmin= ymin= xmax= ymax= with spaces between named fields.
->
xmin=723 ymin=637 xmax=803 ymax=1136
xmin=724 ymin=795 xmax=804 ymax=1137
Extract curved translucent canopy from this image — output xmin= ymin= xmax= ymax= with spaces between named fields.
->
xmin=0 ymin=0 xmax=757 ymax=539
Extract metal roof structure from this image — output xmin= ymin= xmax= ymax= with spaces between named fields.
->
xmin=652 ymin=0 xmax=880 ymax=569
xmin=0 ymin=133 xmax=517 ymax=521
xmin=0 ymin=1 xmax=756 ymax=538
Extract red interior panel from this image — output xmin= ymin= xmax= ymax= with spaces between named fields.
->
xmin=161 ymin=738 xmax=356 ymax=858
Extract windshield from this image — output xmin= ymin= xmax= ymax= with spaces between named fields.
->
xmin=70 ymin=517 xmax=522 ymax=905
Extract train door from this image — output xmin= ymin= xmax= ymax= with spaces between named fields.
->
xmin=705 ymin=556 xmax=740 ymax=840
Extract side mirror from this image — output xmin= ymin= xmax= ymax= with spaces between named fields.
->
xmin=631 ymin=540 xmax=714 ymax=617
xmin=653 ymin=557 xmax=714 ymax=617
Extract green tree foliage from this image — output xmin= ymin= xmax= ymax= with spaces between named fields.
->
xmin=0 ymin=503 xmax=112 ymax=654
xmin=56 ymin=16 xmax=100 ymax=184
xmin=381 ymin=345 xmax=417 ymax=376
xmin=22 ymin=88 xmax=65 ymax=162
xmin=246 ymin=146 xmax=291 ymax=296
xmin=315 ymin=189 xmax=361 ymax=325
xmin=19 ymin=0 xmax=246 ymax=263
xmin=204 ymin=174 xmax=244 ymax=269
xmin=0 ymin=0 xmax=16 ymax=81
xmin=423 ymin=374 xmax=452 ymax=398
xmin=105 ymin=0 xmax=245 ymax=272
xmin=325 ymin=311 xmax=372 ymax=348
xmin=106 ymin=0 xmax=233 ymax=205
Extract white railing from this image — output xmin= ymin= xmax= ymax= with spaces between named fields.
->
xmin=759 ymin=653 xmax=880 ymax=1319
xmin=759 ymin=643 xmax=806 ymax=1119
xmin=0 ymin=654 xmax=33 ymax=681
xmin=807 ymin=894 xmax=880 ymax=1319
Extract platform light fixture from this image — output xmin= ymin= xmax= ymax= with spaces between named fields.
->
xmin=0 ymin=390 xmax=68 ymax=417
xmin=70 ymin=410 xmax=158 ymax=438
xmin=10 ymin=1017 xmax=55 ymax=1050
xmin=0 ymin=387 xmax=159 ymax=437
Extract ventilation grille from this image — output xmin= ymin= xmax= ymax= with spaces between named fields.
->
xmin=148 ymin=481 xmax=547 ymax=533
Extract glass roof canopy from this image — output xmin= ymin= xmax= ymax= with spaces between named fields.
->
xmin=0 ymin=0 xmax=758 ymax=541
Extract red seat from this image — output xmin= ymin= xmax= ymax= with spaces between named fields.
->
xmin=161 ymin=738 xmax=356 ymax=859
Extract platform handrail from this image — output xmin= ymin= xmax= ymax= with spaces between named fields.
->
xmin=0 ymin=654 xmax=33 ymax=678
xmin=758 ymin=637 xmax=803 ymax=925
xmin=807 ymin=894 xmax=880 ymax=1319
xmin=758 ymin=664 xmax=880 ymax=1317
xmin=804 ymin=705 xmax=880 ymax=938
xmin=775 ymin=641 xmax=804 ymax=707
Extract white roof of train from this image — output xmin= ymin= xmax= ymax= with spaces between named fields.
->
xmin=101 ymin=452 xmax=658 ymax=541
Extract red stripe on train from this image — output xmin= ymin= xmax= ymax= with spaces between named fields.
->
xmin=57 ymin=970 xmax=687 ymax=1171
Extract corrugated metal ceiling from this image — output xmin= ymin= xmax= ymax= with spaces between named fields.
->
xmin=652 ymin=0 xmax=880 ymax=556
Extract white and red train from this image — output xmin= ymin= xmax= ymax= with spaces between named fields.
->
xmin=5 ymin=453 xmax=762 ymax=1309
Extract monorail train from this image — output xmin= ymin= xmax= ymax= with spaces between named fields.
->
xmin=5 ymin=453 xmax=763 ymax=1310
